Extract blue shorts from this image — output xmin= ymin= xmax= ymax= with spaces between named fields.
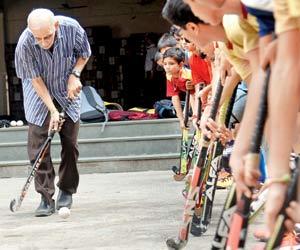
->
xmin=245 ymin=6 xmax=275 ymax=37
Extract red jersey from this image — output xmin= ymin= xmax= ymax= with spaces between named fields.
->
xmin=166 ymin=68 xmax=194 ymax=97
xmin=189 ymin=54 xmax=211 ymax=85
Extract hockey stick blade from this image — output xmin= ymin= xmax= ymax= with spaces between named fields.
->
xmin=166 ymin=237 xmax=187 ymax=250
xmin=191 ymin=222 xmax=207 ymax=237
xmin=172 ymin=166 xmax=188 ymax=181
xmin=9 ymin=198 xmax=17 ymax=212
xmin=172 ymin=165 xmax=179 ymax=175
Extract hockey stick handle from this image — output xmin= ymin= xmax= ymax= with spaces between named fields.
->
xmin=203 ymin=79 xmax=223 ymax=142
xmin=224 ymin=85 xmax=238 ymax=128
xmin=184 ymin=89 xmax=191 ymax=128
xmin=209 ymin=79 xmax=223 ymax=121
xmin=249 ymin=67 xmax=270 ymax=154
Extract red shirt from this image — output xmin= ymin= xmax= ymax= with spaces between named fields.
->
xmin=189 ymin=54 xmax=211 ymax=85
xmin=166 ymin=77 xmax=188 ymax=97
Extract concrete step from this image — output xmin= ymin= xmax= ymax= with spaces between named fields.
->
xmin=0 ymin=118 xmax=180 ymax=142
xmin=0 ymin=134 xmax=182 ymax=163
xmin=0 ymin=118 xmax=191 ymax=178
xmin=0 ymin=153 xmax=179 ymax=178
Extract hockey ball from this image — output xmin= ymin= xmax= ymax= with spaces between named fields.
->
xmin=58 ymin=207 xmax=71 ymax=219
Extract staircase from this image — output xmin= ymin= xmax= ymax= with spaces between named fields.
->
xmin=0 ymin=118 xmax=184 ymax=177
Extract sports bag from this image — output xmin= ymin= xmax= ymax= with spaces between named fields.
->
xmin=153 ymin=99 xmax=185 ymax=118
xmin=80 ymin=86 xmax=108 ymax=130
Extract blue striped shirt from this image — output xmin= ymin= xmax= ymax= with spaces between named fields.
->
xmin=15 ymin=16 xmax=91 ymax=126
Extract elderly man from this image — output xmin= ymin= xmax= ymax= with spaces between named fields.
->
xmin=15 ymin=9 xmax=91 ymax=216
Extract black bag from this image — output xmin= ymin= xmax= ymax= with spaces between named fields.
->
xmin=153 ymin=99 xmax=185 ymax=118
xmin=80 ymin=86 xmax=108 ymax=125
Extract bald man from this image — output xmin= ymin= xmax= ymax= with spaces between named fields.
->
xmin=15 ymin=9 xmax=91 ymax=216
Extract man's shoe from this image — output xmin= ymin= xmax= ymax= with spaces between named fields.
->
xmin=35 ymin=196 xmax=55 ymax=217
xmin=56 ymin=189 xmax=73 ymax=210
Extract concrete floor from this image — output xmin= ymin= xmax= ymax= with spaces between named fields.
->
xmin=0 ymin=171 xmax=264 ymax=250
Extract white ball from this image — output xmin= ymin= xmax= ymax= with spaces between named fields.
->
xmin=58 ymin=207 xmax=71 ymax=219
xmin=10 ymin=120 xmax=17 ymax=127
xmin=16 ymin=120 xmax=24 ymax=126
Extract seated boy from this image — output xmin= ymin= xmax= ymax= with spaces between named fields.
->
xmin=163 ymin=47 xmax=195 ymax=129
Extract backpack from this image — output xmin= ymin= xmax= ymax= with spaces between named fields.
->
xmin=0 ymin=119 xmax=10 ymax=128
xmin=153 ymin=99 xmax=185 ymax=118
xmin=80 ymin=86 xmax=108 ymax=130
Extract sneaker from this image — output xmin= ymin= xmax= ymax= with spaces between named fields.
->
xmin=216 ymin=171 xmax=233 ymax=189
xmin=35 ymin=196 xmax=55 ymax=217
xmin=279 ymin=231 xmax=300 ymax=249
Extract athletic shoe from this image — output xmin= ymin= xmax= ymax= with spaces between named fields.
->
xmin=216 ymin=170 xmax=233 ymax=189
xmin=279 ymin=231 xmax=300 ymax=249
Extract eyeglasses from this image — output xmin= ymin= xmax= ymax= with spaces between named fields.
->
xmin=35 ymin=31 xmax=55 ymax=43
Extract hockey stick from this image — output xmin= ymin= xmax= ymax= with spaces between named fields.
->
xmin=181 ymin=99 xmax=202 ymax=198
xmin=196 ymin=85 xmax=238 ymax=236
xmin=173 ymin=82 xmax=194 ymax=181
xmin=264 ymin=160 xmax=299 ymax=249
xmin=226 ymin=67 xmax=270 ymax=249
xmin=166 ymin=80 xmax=223 ymax=250
xmin=9 ymin=100 xmax=71 ymax=212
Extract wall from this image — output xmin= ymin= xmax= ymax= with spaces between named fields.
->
xmin=4 ymin=0 xmax=170 ymax=43
xmin=1 ymin=0 xmax=170 ymax=116
xmin=0 ymin=12 xmax=9 ymax=115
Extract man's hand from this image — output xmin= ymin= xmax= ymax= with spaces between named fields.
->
xmin=264 ymin=183 xmax=287 ymax=238
xmin=192 ymin=117 xmax=200 ymax=130
xmin=197 ymin=89 xmax=209 ymax=106
xmin=49 ymin=110 xmax=66 ymax=133
xmin=180 ymin=118 xmax=188 ymax=130
xmin=67 ymin=74 xmax=82 ymax=100
xmin=186 ymin=80 xmax=194 ymax=91
xmin=230 ymin=145 xmax=251 ymax=200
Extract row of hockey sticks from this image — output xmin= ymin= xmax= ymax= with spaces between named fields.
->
xmin=211 ymin=67 xmax=270 ymax=249
xmin=173 ymin=86 xmax=202 ymax=181
xmin=195 ymin=84 xmax=239 ymax=236
xmin=212 ymin=66 xmax=297 ymax=250
xmin=166 ymin=79 xmax=224 ymax=250
xmin=226 ymin=67 xmax=270 ymax=249
xmin=9 ymin=101 xmax=71 ymax=212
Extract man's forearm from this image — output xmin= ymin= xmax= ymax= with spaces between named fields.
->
xmin=234 ymin=69 xmax=265 ymax=154
xmin=32 ymin=77 xmax=57 ymax=113
xmin=73 ymin=57 xmax=90 ymax=72
xmin=219 ymin=68 xmax=241 ymax=106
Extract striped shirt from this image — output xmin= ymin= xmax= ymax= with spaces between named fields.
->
xmin=15 ymin=16 xmax=91 ymax=126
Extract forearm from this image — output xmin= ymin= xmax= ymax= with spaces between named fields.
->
xmin=73 ymin=56 xmax=90 ymax=72
xmin=219 ymin=68 xmax=241 ymax=106
xmin=32 ymin=77 xmax=57 ymax=113
xmin=233 ymin=69 xmax=265 ymax=154
xmin=172 ymin=95 xmax=184 ymax=121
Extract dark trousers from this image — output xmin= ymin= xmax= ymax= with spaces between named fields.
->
xmin=27 ymin=113 xmax=80 ymax=202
